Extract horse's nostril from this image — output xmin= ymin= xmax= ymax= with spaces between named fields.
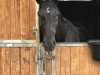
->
xmin=43 ymin=41 xmax=46 ymax=44
xmin=53 ymin=40 xmax=56 ymax=44
xmin=43 ymin=41 xmax=49 ymax=46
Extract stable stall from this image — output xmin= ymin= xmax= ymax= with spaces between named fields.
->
xmin=0 ymin=0 xmax=100 ymax=75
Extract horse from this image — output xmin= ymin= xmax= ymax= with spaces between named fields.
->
xmin=36 ymin=0 xmax=91 ymax=51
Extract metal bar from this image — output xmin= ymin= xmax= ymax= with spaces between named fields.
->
xmin=38 ymin=45 xmax=43 ymax=75
xmin=0 ymin=40 xmax=36 ymax=47
xmin=0 ymin=40 xmax=36 ymax=44
xmin=52 ymin=49 xmax=56 ymax=75
xmin=0 ymin=40 xmax=88 ymax=47
xmin=1 ymin=40 xmax=21 ymax=43
xmin=37 ymin=45 xmax=46 ymax=75
xmin=40 ymin=43 xmax=89 ymax=47
xmin=36 ymin=3 xmax=43 ymax=75
xmin=43 ymin=48 xmax=46 ymax=75
xmin=0 ymin=44 xmax=36 ymax=47
xmin=88 ymin=40 xmax=100 ymax=43
xmin=56 ymin=42 xmax=89 ymax=46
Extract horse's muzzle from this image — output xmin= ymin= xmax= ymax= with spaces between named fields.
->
xmin=43 ymin=41 xmax=56 ymax=51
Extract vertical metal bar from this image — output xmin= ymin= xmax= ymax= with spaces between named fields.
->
xmin=39 ymin=45 xmax=43 ymax=75
xmin=37 ymin=45 xmax=40 ymax=75
xmin=52 ymin=49 xmax=56 ymax=75
xmin=36 ymin=3 xmax=41 ymax=75
xmin=37 ymin=45 xmax=46 ymax=75
xmin=42 ymin=46 xmax=46 ymax=75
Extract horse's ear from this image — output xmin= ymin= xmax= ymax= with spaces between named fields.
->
xmin=36 ymin=0 xmax=45 ymax=4
xmin=52 ymin=0 xmax=58 ymax=3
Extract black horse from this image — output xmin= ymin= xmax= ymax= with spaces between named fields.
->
xmin=36 ymin=0 xmax=91 ymax=51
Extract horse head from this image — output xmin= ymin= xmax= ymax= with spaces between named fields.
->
xmin=36 ymin=0 xmax=59 ymax=51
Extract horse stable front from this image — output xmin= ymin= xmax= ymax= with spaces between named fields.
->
xmin=0 ymin=0 xmax=100 ymax=75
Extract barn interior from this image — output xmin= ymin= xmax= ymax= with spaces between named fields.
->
xmin=58 ymin=1 xmax=93 ymax=22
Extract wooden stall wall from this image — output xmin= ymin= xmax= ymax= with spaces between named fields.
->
xmin=0 ymin=47 xmax=36 ymax=75
xmin=45 ymin=45 xmax=100 ymax=75
xmin=0 ymin=0 xmax=36 ymax=40
xmin=0 ymin=46 xmax=100 ymax=75
xmin=0 ymin=0 xmax=36 ymax=75
xmin=54 ymin=46 xmax=100 ymax=75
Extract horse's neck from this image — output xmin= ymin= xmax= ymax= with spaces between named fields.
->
xmin=56 ymin=14 xmax=80 ymax=42
xmin=58 ymin=14 xmax=73 ymax=32
xmin=56 ymin=14 xmax=71 ymax=41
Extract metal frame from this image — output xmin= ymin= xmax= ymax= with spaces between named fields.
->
xmin=56 ymin=42 xmax=88 ymax=46
xmin=0 ymin=40 xmax=36 ymax=47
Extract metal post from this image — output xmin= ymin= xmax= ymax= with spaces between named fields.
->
xmin=52 ymin=49 xmax=56 ymax=75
